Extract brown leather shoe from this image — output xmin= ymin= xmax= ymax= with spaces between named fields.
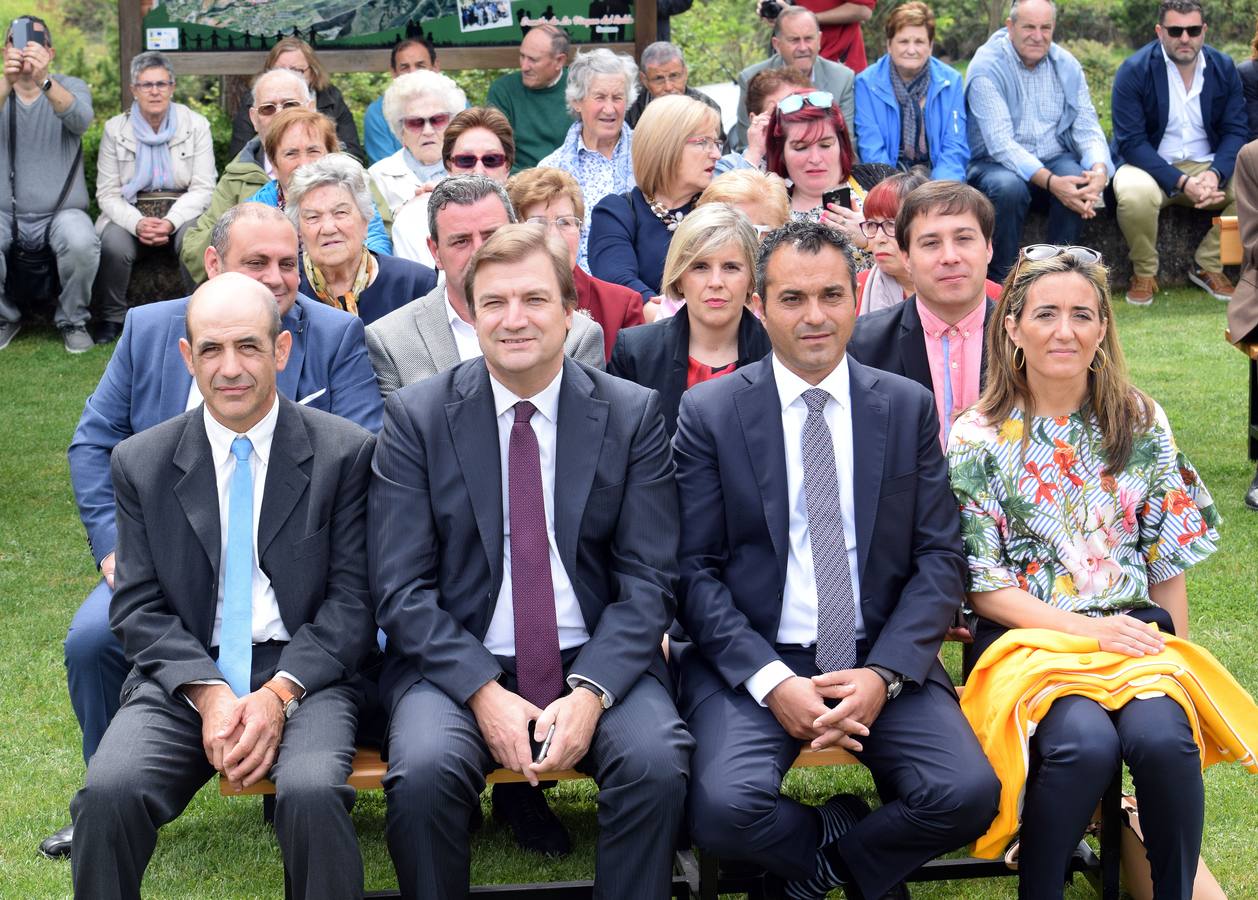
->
xmin=1125 ymin=275 xmax=1158 ymax=306
xmin=1189 ymin=267 xmax=1234 ymax=301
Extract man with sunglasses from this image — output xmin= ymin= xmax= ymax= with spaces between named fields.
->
xmin=729 ymin=6 xmax=855 ymax=153
xmin=964 ymin=0 xmax=1114 ymax=282
xmin=180 ymin=68 xmax=315 ymax=283
xmin=0 ymin=14 xmax=99 ymax=354
xmin=1111 ymin=0 xmax=1245 ymax=305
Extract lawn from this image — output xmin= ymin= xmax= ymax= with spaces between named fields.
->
xmin=1 ymin=288 xmax=1255 ymax=898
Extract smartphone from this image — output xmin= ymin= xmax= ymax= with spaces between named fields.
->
xmin=822 ymin=186 xmax=852 ymax=211
xmin=9 ymin=18 xmax=32 ymax=49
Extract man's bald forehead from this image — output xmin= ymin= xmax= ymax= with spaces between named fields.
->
xmin=185 ymin=274 xmax=282 ymax=344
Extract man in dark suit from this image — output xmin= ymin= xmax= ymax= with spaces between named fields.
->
xmin=673 ymin=220 xmax=1000 ymax=900
xmin=848 ymin=181 xmax=996 ymax=450
xmin=70 ymin=273 xmax=377 ymax=899
xmin=42 ymin=202 xmax=382 ymax=859
xmin=369 ymin=224 xmax=692 ymax=899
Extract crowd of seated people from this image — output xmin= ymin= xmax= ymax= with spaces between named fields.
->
xmin=13 ymin=2 xmax=1258 ymax=898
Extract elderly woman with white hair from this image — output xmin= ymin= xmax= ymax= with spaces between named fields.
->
xmin=289 ymin=153 xmax=436 ymax=324
xmin=538 ymin=47 xmax=638 ymax=269
xmin=367 ymin=69 xmax=467 ymax=217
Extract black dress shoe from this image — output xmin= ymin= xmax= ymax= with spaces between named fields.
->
xmin=492 ymin=782 xmax=571 ymax=857
xmin=93 ymin=321 xmax=123 ymax=345
xmin=1245 ymin=468 xmax=1258 ymax=511
xmin=39 ymin=822 xmax=73 ymax=859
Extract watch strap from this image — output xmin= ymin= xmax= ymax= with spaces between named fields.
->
xmin=262 ymin=678 xmax=298 ymax=707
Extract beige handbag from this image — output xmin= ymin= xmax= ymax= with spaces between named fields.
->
xmin=1120 ymin=796 xmax=1227 ymax=900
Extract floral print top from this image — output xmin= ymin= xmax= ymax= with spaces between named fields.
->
xmin=946 ymin=403 xmax=1220 ymax=616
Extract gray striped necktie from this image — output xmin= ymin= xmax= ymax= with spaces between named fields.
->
xmin=800 ymin=388 xmax=857 ymax=672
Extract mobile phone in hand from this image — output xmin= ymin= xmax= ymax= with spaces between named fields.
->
xmin=10 ymin=18 xmax=32 ymax=49
xmin=822 ymin=186 xmax=852 ymax=211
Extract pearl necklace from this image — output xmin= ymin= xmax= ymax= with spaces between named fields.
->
xmin=646 ymin=194 xmax=700 ymax=231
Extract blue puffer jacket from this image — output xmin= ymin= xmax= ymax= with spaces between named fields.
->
xmin=854 ymin=54 xmax=970 ymax=182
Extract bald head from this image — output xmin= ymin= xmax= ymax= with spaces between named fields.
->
xmin=181 ymin=273 xmax=292 ymax=433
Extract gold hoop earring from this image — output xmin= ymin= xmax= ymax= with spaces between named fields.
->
xmin=1089 ymin=346 xmax=1109 ymax=373
xmin=1012 ymin=346 xmax=1025 ymax=370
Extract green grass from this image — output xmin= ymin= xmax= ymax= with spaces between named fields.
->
xmin=1 ymin=288 xmax=1256 ymax=898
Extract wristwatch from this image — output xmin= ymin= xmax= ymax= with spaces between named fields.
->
xmin=866 ymin=665 xmax=904 ymax=701
xmin=574 ymin=681 xmax=612 ymax=710
xmin=262 ymin=678 xmax=301 ymax=719
xmin=39 ymin=77 xmax=53 ymax=92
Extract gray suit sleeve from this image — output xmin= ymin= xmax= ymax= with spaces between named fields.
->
xmin=569 ymin=315 xmax=607 ymax=371
xmin=365 ymin=323 xmax=403 ymax=398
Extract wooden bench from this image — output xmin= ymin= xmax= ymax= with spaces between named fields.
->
xmin=223 ymin=740 xmax=1120 ymax=899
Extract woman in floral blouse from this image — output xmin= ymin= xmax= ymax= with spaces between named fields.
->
xmin=946 ymin=247 xmax=1220 ymax=899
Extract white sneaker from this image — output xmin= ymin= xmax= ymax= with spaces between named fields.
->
xmin=0 ymin=320 xmax=20 ymax=351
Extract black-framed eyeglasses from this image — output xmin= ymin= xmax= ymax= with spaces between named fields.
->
xmin=1009 ymin=243 xmax=1103 ymax=282
xmin=1163 ymin=24 xmax=1204 ymax=38
xmin=859 ymin=219 xmax=896 ymax=239
xmin=253 ymin=99 xmax=304 ymax=116
xmin=450 ymin=152 xmax=508 ymax=170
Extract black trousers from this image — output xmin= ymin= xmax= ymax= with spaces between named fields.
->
xmin=685 ymin=646 xmax=1001 ymax=899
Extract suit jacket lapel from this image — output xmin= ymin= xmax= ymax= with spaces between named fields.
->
xmin=276 ymin=300 xmax=306 ymax=400
xmin=849 ymin=359 xmax=888 ymax=585
xmin=554 ymin=360 xmax=608 ymax=579
xmin=159 ymin=308 xmax=193 ymax=418
xmin=733 ymin=359 xmax=789 ymax=582
xmin=258 ymin=399 xmax=312 ymax=560
xmin=898 ymin=297 xmax=934 ymax=392
xmin=173 ymin=412 xmax=220 ymax=577
xmin=417 ymin=282 xmax=461 ymax=373
xmin=446 ymin=361 xmax=504 ymax=591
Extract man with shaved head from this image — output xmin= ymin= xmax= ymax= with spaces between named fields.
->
xmin=38 ymin=201 xmax=380 ymax=860
xmin=71 ymin=273 xmax=376 ymax=899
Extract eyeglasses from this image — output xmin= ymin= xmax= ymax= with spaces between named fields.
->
xmin=526 ymin=215 xmax=582 ymax=233
xmin=684 ymin=136 xmax=720 ymax=151
xmin=253 ymin=99 xmax=304 ymax=116
xmin=401 ymin=113 xmax=451 ymax=132
xmin=775 ymin=90 xmax=834 ymax=116
xmin=1163 ymin=24 xmax=1204 ymax=38
xmin=450 ymin=152 xmax=508 ymax=170
xmin=134 ymin=80 xmax=174 ymax=92
xmin=859 ymin=219 xmax=896 ymax=238
xmin=1009 ymin=243 xmax=1102 ymax=281
xmin=646 ymin=70 xmax=685 ymax=87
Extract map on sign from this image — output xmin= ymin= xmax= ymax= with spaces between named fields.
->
xmin=142 ymin=0 xmax=635 ymax=49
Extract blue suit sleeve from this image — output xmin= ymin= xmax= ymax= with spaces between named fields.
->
xmin=328 ymin=315 xmax=385 ymax=433
xmin=590 ymin=195 xmax=653 ymax=303
xmin=68 ymin=315 xmax=140 ymax=566
xmin=1111 ymin=59 xmax=1182 ymax=195
xmin=1210 ymin=59 xmax=1249 ymax=184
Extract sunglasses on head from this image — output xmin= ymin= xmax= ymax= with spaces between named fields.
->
xmin=1163 ymin=24 xmax=1204 ymax=38
xmin=775 ymin=90 xmax=834 ymax=116
xmin=401 ymin=113 xmax=451 ymax=132
xmin=254 ymin=99 xmax=304 ymax=116
xmin=450 ymin=152 xmax=508 ymax=170
xmin=1009 ymin=243 xmax=1102 ymax=281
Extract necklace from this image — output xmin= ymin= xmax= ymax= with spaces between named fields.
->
xmin=646 ymin=194 xmax=699 ymax=231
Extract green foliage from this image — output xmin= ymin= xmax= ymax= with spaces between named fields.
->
xmin=1058 ymin=38 xmax=1125 ymax=135
xmin=673 ymin=0 xmax=772 ymax=86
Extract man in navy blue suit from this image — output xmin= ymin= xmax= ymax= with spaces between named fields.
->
xmin=673 ymin=220 xmax=999 ymax=900
xmin=40 ymin=202 xmax=382 ymax=859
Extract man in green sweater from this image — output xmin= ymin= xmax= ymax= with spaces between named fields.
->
xmin=486 ymin=24 xmax=571 ymax=173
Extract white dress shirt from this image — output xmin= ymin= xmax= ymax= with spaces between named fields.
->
xmin=202 ymin=397 xmax=291 ymax=647
xmin=445 ymin=287 xmax=483 ymax=363
xmin=1157 ymin=47 xmax=1213 ymax=165
xmin=483 ymin=369 xmax=592 ymax=661
xmin=743 ymin=354 xmax=864 ymax=705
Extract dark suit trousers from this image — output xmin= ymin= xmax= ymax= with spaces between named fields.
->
xmin=383 ymin=671 xmax=694 ymax=900
xmin=686 ymin=647 xmax=1000 ymax=899
xmin=70 ymin=648 xmax=362 ymax=900
xmin=1017 ymin=694 xmax=1203 ymax=899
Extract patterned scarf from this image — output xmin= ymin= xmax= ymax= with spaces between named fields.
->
xmin=303 ymin=247 xmax=375 ymax=317
xmin=890 ymin=64 xmax=931 ymax=166
xmin=121 ymin=102 xmax=178 ymax=202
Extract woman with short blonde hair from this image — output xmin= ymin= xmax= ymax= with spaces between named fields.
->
xmin=697 ymin=169 xmax=791 ymax=235
xmin=369 ymin=70 xmax=467 ymax=214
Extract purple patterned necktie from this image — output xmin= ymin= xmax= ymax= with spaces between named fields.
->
xmin=509 ymin=401 xmax=564 ymax=707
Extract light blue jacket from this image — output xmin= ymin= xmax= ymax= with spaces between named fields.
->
xmin=854 ymin=55 xmax=969 ymax=182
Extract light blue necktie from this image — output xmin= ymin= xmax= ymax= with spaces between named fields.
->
xmin=218 ymin=436 xmax=254 ymax=697
xmin=941 ymin=331 xmax=955 ymax=444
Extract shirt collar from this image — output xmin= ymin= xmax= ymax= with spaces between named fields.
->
xmin=489 ymin=366 xmax=564 ymax=422
xmin=916 ymin=297 xmax=986 ymax=339
xmin=202 ymin=394 xmax=280 ymax=469
xmin=444 ymin=287 xmax=474 ymax=331
xmin=576 ymin=123 xmax=629 ymax=157
xmin=772 ymin=352 xmax=850 ymax=413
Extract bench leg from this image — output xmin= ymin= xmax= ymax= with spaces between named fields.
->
xmin=262 ymin=794 xmax=276 ymax=827
xmin=697 ymin=851 xmax=719 ymax=900
xmin=1099 ymin=774 xmax=1122 ymax=900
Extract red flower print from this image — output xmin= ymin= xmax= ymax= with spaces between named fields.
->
xmin=1020 ymin=460 xmax=1059 ymax=504
xmin=1100 ymin=472 xmax=1117 ymax=494
xmin=1026 ymin=561 xmax=1041 ymax=575
xmin=1178 ymin=516 xmax=1207 ymax=546
xmin=1164 ymin=489 xmax=1194 ymax=516
xmin=1052 ymin=439 xmax=1084 ymax=487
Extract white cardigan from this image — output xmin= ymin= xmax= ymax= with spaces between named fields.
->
xmin=95 ymin=102 xmax=217 ymax=236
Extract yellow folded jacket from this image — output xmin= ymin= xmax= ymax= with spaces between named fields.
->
xmin=960 ymin=628 xmax=1258 ymax=859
